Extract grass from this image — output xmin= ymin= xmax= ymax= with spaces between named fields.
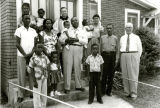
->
xmin=113 ymin=72 xmax=160 ymax=108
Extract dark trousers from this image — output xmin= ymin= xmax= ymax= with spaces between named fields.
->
xmin=101 ymin=52 xmax=116 ymax=94
xmin=89 ymin=72 xmax=102 ymax=102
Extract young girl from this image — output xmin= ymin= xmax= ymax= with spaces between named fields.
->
xmin=27 ymin=44 xmax=50 ymax=108
xmin=48 ymin=51 xmax=62 ymax=96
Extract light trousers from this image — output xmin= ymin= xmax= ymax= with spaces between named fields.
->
xmin=33 ymin=78 xmax=47 ymax=108
xmin=63 ymin=45 xmax=83 ymax=90
xmin=121 ymin=53 xmax=140 ymax=95
xmin=17 ymin=56 xmax=26 ymax=98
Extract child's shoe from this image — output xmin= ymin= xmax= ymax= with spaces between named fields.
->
xmin=55 ymin=91 xmax=62 ymax=95
xmin=65 ymin=45 xmax=70 ymax=50
xmin=50 ymin=91 xmax=54 ymax=96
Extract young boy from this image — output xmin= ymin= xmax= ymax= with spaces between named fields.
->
xmin=27 ymin=44 xmax=50 ymax=108
xmin=86 ymin=44 xmax=104 ymax=104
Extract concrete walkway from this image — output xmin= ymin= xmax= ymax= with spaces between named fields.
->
xmin=47 ymin=95 xmax=134 ymax=108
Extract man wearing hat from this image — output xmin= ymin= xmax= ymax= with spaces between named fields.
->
xmin=120 ymin=23 xmax=142 ymax=100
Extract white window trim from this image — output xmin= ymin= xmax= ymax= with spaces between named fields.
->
xmin=125 ymin=8 xmax=140 ymax=28
xmin=77 ymin=0 xmax=83 ymax=27
xmin=98 ymin=0 xmax=101 ymax=18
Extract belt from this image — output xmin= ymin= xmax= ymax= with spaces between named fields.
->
xmin=70 ymin=44 xmax=83 ymax=46
xmin=102 ymin=51 xmax=116 ymax=54
xmin=121 ymin=51 xmax=138 ymax=53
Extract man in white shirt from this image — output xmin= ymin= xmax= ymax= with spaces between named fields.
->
xmin=18 ymin=3 xmax=36 ymax=29
xmin=120 ymin=23 xmax=142 ymax=100
xmin=53 ymin=7 xmax=70 ymax=75
xmin=15 ymin=14 xmax=37 ymax=102
xmin=59 ymin=17 xmax=88 ymax=94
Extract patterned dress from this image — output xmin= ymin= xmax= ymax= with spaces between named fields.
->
xmin=48 ymin=63 xmax=61 ymax=84
xmin=40 ymin=30 xmax=58 ymax=55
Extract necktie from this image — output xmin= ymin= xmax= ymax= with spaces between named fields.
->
xmin=126 ymin=34 xmax=130 ymax=52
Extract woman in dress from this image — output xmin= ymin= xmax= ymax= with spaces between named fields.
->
xmin=86 ymin=14 xmax=104 ymax=56
xmin=40 ymin=19 xmax=59 ymax=57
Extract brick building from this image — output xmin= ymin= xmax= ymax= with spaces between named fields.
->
xmin=0 ymin=0 xmax=159 ymax=99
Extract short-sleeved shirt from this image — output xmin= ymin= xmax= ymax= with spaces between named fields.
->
xmin=92 ymin=24 xmax=104 ymax=38
xmin=50 ymin=63 xmax=58 ymax=71
xmin=101 ymin=35 xmax=118 ymax=52
xmin=29 ymin=53 xmax=50 ymax=78
xmin=36 ymin=17 xmax=44 ymax=27
xmin=86 ymin=54 xmax=104 ymax=72
xmin=14 ymin=26 xmax=37 ymax=57
xmin=40 ymin=30 xmax=58 ymax=54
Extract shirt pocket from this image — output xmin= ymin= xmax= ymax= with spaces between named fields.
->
xmin=111 ymin=43 xmax=116 ymax=50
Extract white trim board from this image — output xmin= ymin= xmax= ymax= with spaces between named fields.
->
xmin=125 ymin=8 xmax=140 ymax=28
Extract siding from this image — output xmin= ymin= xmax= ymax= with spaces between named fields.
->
xmin=101 ymin=0 xmax=148 ymax=37
xmin=1 ymin=0 xmax=17 ymax=96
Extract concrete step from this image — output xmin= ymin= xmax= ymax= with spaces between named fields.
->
xmin=13 ymin=87 xmax=89 ymax=108
xmin=8 ymin=77 xmax=89 ymax=107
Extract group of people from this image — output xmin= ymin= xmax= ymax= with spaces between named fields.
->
xmin=15 ymin=2 xmax=142 ymax=108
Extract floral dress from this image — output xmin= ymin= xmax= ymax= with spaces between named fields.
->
xmin=40 ymin=30 xmax=58 ymax=55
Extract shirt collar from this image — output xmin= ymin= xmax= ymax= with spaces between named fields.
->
xmin=70 ymin=27 xmax=80 ymax=31
xmin=21 ymin=25 xmax=31 ymax=31
xmin=91 ymin=54 xmax=100 ymax=58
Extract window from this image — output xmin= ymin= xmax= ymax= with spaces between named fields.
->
xmin=89 ymin=2 xmax=98 ymax=20
xmin=53 ymin=0 xmax=76 ymax=20
xmin=125 ymin=8 xmax=140 ymax=29
xmin=16 ymin=0 xmax=76 ymax=23
xmin=89 ymin=0 xmax=101 ymax=22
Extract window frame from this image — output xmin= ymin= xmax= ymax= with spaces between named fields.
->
xmin=125 ymin=8 xmax=140 ymax=28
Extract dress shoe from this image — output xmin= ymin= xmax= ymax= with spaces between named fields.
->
xmin=88 ymin=101 xmax=93 ymax=104
xmin=64 ymin=89 xmax=70 ymax=94
xmin=106 ymin=92 xmax=112 ymax=96
xmin=75 ymin=88 xmax=85 ymax=92
xmin=30 ymin=94 xmax=33 ymax=98
xmin=97 ymin=99 xmax=103 ymax=104
xmin=17 ymin=97 xmax=23 ymax=103
xmin=130 ymin=94 xmax=137 ymax=100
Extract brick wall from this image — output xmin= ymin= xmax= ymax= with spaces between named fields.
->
xmin=1 ymin=0 xmax=17 ymax=96
xmin=0 ymin=0 xmax=1 ymax=103
xmin=101 ymin=0 xmax=148 ymax=37
xmin=83 ymin=0 xmax=90 ymax=20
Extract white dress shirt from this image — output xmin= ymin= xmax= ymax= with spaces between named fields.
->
xmin=15 ymin=26 xmax=37 ymax=57
xmin=120 ymin=33 xmax=142 ymax=56
xmin=53 ymin=18 xmax=70 ymax=34
xmin=59 ymin=27 xmax=88 ymax=45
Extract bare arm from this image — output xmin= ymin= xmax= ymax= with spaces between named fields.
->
xmin=16 ymin=36 xmax=26 ymax=56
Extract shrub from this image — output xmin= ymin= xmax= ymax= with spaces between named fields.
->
xmin=135 ymin=27 xmax=160 ymax=76
xmin=113 ymin=27 xmax=160 ymax=90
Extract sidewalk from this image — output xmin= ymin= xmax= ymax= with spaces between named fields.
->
xmin=47 ymin=94 xmax=134 ymax=108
